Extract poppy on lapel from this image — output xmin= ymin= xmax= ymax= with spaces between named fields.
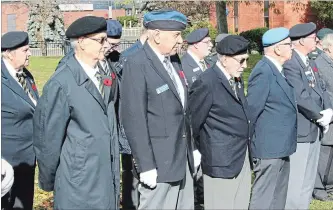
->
xmin=111 ymin=72 xmax=116 ymax=80
xmin=31 ymin=84 xmax=37 ymax=91
xmin=103 ymin=78 xmax=112 ymax=86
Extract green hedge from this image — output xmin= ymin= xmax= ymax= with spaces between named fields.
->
xmin=117 ymin=16 xmax=139 ymax=27
xmin=182 ymin=21 xmax=218 ymax=42
xmin=239 ymin=27 xmax=268 ymax=53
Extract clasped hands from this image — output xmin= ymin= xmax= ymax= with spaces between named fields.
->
xmin=139 ymin=150 xmax=202 ymax=188
xmin=317 ymin=108 xmax=333 ymax=134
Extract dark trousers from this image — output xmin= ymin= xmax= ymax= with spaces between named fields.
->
xmin=2 ymin=164 xmax=35 ymax=210
xmin=194 ymin=166 xmax=204 ymax=210
xmin=313 ymin=145 xmax=333 ymax=199
xmin=121 ymin=154 xmax=139 ymax=210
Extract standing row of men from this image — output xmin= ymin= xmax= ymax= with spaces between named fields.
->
xmin=2 ymin=8 xmax=333 ymax=210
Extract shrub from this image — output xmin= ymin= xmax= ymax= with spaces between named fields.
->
xmin=239 ymin=27 xmax=268 ymax=54
xmin=182 ymin=21 xmax=218 ymax=42
xmin=117 ymin=16 xmax=139 ymax=27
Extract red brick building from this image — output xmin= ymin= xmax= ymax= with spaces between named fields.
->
xmin=209 ymin=0 xmax=316 ymax=33
xmin=1 ymin=1 xmax=126 ymax=34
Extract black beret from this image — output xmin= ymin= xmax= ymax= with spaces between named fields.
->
xmin=185 ymin=28 xmax=209 ymax=44
xmin=290 ymin=22 xmax=316 ymax=40
xmin=216 ymin=35 xmax=249 ymax=56
xmin=66 ymin=16 xmax=107 ymax=38
xmin=1 ymin=31 xmax=29 ymax=51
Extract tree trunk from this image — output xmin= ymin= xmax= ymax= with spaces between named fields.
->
xmin=215 ymin=1 xmax=228 ymax=33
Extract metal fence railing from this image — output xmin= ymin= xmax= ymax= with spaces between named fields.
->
xmin=29 ymin=40 xmax=187 ymax=57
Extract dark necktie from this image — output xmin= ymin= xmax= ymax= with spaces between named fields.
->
xmin=95 ymin=71 xmax=105 ymax=99
xmin=16 ymin=72 xmax=34 ymax=99
xmin=229 ymin=78 xmax=238 ymax=100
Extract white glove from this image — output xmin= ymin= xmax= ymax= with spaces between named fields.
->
xmin=317 ymin=109 xmax=333 ymax=126
xmin=1 ymin=159 xmax=14 ymax=197
xmin=140 ymin=168 xmax=157 ymax=188
xmin=324 ymin=124 xmax=330 ymax=134
xmin=193 ymin=150 xmax=201 ymax=168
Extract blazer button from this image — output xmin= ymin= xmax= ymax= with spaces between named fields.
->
xmin=248 ymin=120 xmax=251 ymax=124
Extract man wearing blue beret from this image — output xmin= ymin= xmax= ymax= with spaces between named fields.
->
xmin=247 ymin=27 xmax=297 ymax=209
xmin=121 ymin=10 xmax=198 ymax=209
xmin=284 ymin=22 xmax=333 ymax=209
xmin=1 ymin=31 xmax=38 ymax=210
xmin=182 ymin=28 xmax=213 ymax=88
xmin=33 ymin=16 xmax=120 ymax=209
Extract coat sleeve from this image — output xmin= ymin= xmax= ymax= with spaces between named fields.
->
xmin=120 ymin=59 xmax=156 ymax=173
xmin=188 ymin=77 xmax=212 ymax=149
xmin=246 ymin=65 xmax=271 ymax=124
xmin=284 ymin=61 xmax=322 ymax=121
xmin=33 ymin=79 xmax=70 ymax=191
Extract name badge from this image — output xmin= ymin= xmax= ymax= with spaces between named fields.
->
xmin=193 ymin=67 xmax=201 ymax=72
xmin=156 ymin=84 xmax=169 ymax=94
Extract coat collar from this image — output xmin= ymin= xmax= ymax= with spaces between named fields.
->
xmin=262 ymin=56 xmax=297 ymax=110
xmin=321 ymin=52 xmax=333 ymax=68
xmin=65 ymin=54 xmax=107 ymax=113
xmin=1 ymin=59 xmax=37 ymax=108
xmin=143 ymin=43 xmax=186 ymax=108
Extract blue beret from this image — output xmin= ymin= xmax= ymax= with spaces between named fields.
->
xmin=186 ymin=28 xmax=209 ymax=44
xmin=1 ymin=31 xmax=29 ymax=51
xmin=66 ymin=16 xmax=107 ymax=38
xmin=107 ymin=20 xmax=122 ymax=38
xmin=144 ymin=10 xmax=187 ymax=31
xmin=262 ymin=27 xmax=289 ymax=47
xmin=217 ymin=35 xmax=249 ymax=56
xmin=317 ymin=28 xmax=333 ymax=40
xmin=290 ymin=22 xmax=316 ymax=40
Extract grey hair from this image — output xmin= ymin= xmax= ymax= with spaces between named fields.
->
xmin=70 ymin=38 xmax=78 ymax=49
xmin=322 ymin=34 xmax=333 ymax=51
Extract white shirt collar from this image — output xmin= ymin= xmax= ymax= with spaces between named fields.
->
xmin=187 ymin=50 xmax=204 ymax=68
xmin=216 ymin=61 xmax=231 ymax=81
xmin=76 ymin=57 xmax=99 ymax=79
xmin=265 ymin=55 xmax=283 ymax=73
xmin=294 ymin=49 xmax=308 ymax=66
xmin=149 ymin=43 xmax=167 ymax=64
xmin=3 ymin=58 xmax=23 ymax=81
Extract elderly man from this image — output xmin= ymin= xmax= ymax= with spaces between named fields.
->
xmin=284 ymin=23 xmax=333 ymax=209
xmin=313 ymin=32 xmax=333 ymax=201
xmin=33 ymin=16 xmax=119 ymax=209
xmin=181 ymin=28 xmax=213 ymax=87
xmin=121 ymin=10 xmax=198 ymax=209
xmin=247 ymin=28 xmax=297 ymax=209
xmin=189 ymin=35 xmax=252 ymax=209
xmin=1 ymin=31 xmax=38 ymax=210
xmin=309 ymin=28 xmax=333 ymax=60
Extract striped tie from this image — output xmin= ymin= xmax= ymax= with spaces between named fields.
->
xmin=95 ymin=71 xmax=105 ymax=99
xmin=200 ymin=60 xmax=207 ymax=71
xmin=229 ymin=78 xmax=238 ymax=100
xmin=16 ymin=72 xmax=34 ymax=99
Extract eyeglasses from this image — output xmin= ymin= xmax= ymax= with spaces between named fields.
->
xmin=108 ymin=42 xmax=121 ymax=49
xmin=231 ymin=56 xmax=249 ymax=64
xmin=201 ymin=39 xmax=212 ymax=45
xmin=85 ymin=36 xmax=107 ymax=44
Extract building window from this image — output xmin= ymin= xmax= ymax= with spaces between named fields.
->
xmin=234 ymin=1 xmax=238 ymax=33
xmin=7 ymin=14 xmax=16 ymax=32
xmin=264 ymin=0 xmax=269 ymax=28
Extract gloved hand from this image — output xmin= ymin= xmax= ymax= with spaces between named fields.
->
xmin=317 ymin=109 xmax=333 ymax=126
xmin=193 ymin=150 xmax=201 ymax=168
xmin=140 ymin=168 xmax=157 ymax=188
xmin=324 ymin=124 xmax=330 ymax=134
xmin=1 ymin=159 xmax=14 ymax=197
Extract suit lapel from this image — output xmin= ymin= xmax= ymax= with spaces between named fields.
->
xmin=1 ymin=60 xmax=35 ymax=108
xmin=213 ymin=65 xmax=240 ymax=103
xmin=101 ymin=74 xmax=112 ymax=105
xmin=186 ymin=52 xmax=204 ymax=72
xmin=265 ymin=57 xmax=297 ymax=110
xmin=68 ymin=56 xmax=107 ymax=113
xmin=171 ymin=56 xmax=187 ymax=109
xmin=143 ymin=43 xmax=183 ymax=106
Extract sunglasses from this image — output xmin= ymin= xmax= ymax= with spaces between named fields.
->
xmin=231 ymin=56 xmax=249 ymax=64
xmin=85 ymin=36 xmax=107 ymax=45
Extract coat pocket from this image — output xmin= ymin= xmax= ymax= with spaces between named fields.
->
xmin=71 ymin=140 xmax=88 ymax=184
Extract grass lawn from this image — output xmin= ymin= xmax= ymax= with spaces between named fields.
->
xmin=28 ymin=56 xmax=333 ymax=209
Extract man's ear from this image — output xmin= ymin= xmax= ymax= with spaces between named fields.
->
xmin=5 ymin=49 xmax=14 ymax=60
xmin=274 ymin=45 xmax=281 ymax=56
xmin=77 ymin=37 xmax=85 ymax=50
xmin=154 ymin=29 xmax=161 ymax=44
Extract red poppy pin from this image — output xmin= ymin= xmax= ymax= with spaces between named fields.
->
xmin=103 ymin=78 xmax=112 ymax=86
xmin=178 ymin=71 xmax=185 ymax=79
xmin=31 ymin=83 xmax=37 ymax=91
xmin=111 ymin=72 xmax=116 ymax=80
xmin=235 ymin=77 xmax=241 ymax=82
xmin=313 ymin=67 xmax=318 ymax=72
